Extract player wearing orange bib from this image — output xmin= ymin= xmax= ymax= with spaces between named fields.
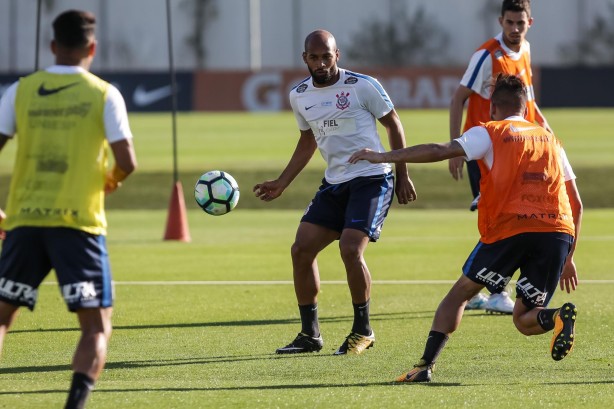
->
xmin=451 ymin=0 xmax=552 ymax=314
xmin=349 ymin=74 xmax=582 ymax=382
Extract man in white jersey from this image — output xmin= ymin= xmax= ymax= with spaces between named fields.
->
xmin=254 ymin=30 xmax=416 ymax=355
xmin=0 ymin=10 xmax=136 ymax=409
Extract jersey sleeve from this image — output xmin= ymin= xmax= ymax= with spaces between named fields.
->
xmin=289 ymin=90 xmax=310 ymax=131
xmin=460 ymin=49 xmax=493 ymax=98
xmin=455 ymin=125 xmax=492 ymax=161
xmin=560 ymin=148 xmax=576 ymax=181
xmin=104 ymin=84 xmax=133 ymax=143
xmin=358 ymin=76 xmax=393 ymax=119
xmin=0 ymin=81 xmax=18 ymax=137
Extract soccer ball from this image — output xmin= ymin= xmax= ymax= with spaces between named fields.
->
xmin=194 ymin=170 xmax=240 ymax=215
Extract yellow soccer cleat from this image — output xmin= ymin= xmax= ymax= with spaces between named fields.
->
xmin=396 ymin=360 xmax=432 ymax=383
xmin=550 ymin=302 xmax=577 ymax=361
xmin=333 ymin=331 xmax=375 ymax=355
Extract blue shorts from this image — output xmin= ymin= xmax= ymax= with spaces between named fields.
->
xmin=301 ymin=173 xmax=395 ymax=242
xmin=0 ymin=227 xmax=114 ymax=312
xmin=462 ymin=232 xmax=573 ymax=308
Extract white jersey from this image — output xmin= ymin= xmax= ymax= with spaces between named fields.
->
xmin=289 ymin=68 xmax=393 ymax=184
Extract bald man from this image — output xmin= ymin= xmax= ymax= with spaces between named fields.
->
xmin=254 ymin=30 xmax=416 ymax=355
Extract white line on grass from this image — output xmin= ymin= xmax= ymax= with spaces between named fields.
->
xmin=42 ymin=280 xmax=614 ymax=285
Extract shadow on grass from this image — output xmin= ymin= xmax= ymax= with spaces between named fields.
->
xmin=0 ymin=353 xmax=284 ymax=375
xmin=8 ymin=310 xmax=439 ymax=335
xmin=0 ymin=379 xmax=467 ymax=396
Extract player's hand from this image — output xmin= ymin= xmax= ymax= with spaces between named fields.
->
xmin=448 ymin=157 xmax=464 ymax=180
xmin=253 ymin=180 xmax=284 ymax=202
xmin=559 ymin=258 xmax=578 ymax=293
xmin=395 ymin=174 xmax=417 ymax=205
xmin=348 ymin=149 xmax=385 ymax=164
xmin=104 ymin=172 xmax=122 ymax=194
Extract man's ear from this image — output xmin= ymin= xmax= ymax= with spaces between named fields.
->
xmin=88 ymin=40 xmax=97 ymax=58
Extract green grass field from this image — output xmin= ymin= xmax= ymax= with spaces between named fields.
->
xmin=0 ymin=109 xmax=613 ymax=408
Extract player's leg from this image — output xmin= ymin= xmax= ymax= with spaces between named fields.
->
xmin=511 ymin=232 xmax=576 ymax=361
xmin=432 ymin=275 xmax=484 ymax=334
xmin=0 ymin=301 xmax=20 ymax=358
xmin=332 ymin=228 xmax=376 ymax=355
xmin=0 ymin=227 xmax=51 ymax=358
xmin=396 ymin=275 xmax=484 ymax=382
xmin=333 ymin=173 xmax=394 ymax=355
xmin=291 ymin=222 xmax=338 ymax=306
xmin=339 ymin=228 xmax=371 ymax=305
xmin=398 ymin=237 xmax=520 ymax=382
xmin=65 ymin=307 xmax=112 ymax=409
xmin=276 ymin=222 xmax=337 ymax=354
xmin=45 ymin=228 xmax=114 ymax=408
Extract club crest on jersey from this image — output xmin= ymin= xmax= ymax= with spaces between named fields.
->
xmin=336 ymin=92 xmax=350 ymax=110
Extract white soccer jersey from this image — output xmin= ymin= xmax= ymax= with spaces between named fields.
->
xmin=289 ymin=68 xmax=394 ymax=184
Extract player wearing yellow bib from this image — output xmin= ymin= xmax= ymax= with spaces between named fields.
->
xmin=0 ymin=10 xmax=136 ymax=409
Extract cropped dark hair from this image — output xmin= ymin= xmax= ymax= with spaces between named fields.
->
xmin=52 ymin=10 xmax=96 ymax=49
xmin=501 ymin=0 xmax=531 ymax=18
xmin=490 ymin=73 xmax=527 ymax=112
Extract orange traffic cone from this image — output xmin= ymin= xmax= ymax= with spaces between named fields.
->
xmin=163 ymin=181 xmax=191 ymax=242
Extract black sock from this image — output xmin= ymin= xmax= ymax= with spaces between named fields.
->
xmin=351 ymin=299 xmax=371 ymax=336
xmin=421 ymin=330 xmax=449 ymax=366
xmin=65 ymin=372 xmax=94 ymax=409
xmin=298 ymin=303 xmax=320 ymax=337
xmin=537 ymin=308 xmax=559 ymax=331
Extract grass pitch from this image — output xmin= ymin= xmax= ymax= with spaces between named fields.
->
xmin=0 ymin=109 xmax=613 ymax=408
xmin=0 ymin=209 xmax=613 ymax=408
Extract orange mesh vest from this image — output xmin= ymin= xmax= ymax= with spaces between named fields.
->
xmin=476 ymin=120 xmax=575 ymax=243
xmin=464 ymin=39 xmax=536 ymax=133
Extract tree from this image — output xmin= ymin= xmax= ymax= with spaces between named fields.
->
xmin=180 ymin=0 xmax=217 ymax=68
xmin=559 ymin=2 xmax=614 ymax=66
xmin=346 ymin=6 xmax=450 ymax=67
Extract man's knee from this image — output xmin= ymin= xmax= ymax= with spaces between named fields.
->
xmin=512 ymin=307 xmax=536 ymax=336
xmin=339 ymin=241 xmax=362 ymax=263
xmin=77 ymin=308 xmax=112 ymax=340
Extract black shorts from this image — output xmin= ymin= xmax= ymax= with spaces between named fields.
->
xmin=462 ymin=232 xmax=573 ymax=308
xmin=0 ymin=227 xmax=114 ymax=311
xmin=301 ymin=173 xmax=395 ymax=242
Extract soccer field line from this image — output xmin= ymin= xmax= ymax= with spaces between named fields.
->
xmin=42 ymin=279 xmax=614 ymax=285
